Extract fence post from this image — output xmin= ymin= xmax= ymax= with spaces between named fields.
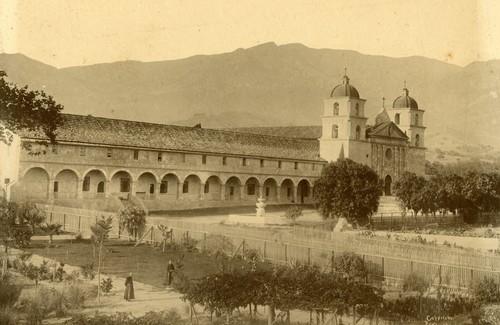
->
xmin=308 ymin=247 xmax=311 ymax=265
xmin=331 ymin=251 xmax=335 ymax=272
xmin=381 ymin=257 xmax=385 ymax=279
xmin=78 ymin=215 xmax=81 ymax=233
xmin=50 ymin=212 xmax=53 ymax=223
xmin=284 ymin=244 xmax=287 ymax=262
xmin=203 ymin=233 xmax=207 ymax=251
xmin=263 ymin=241 xmax=267 ymax=259
xmin=63 ymin=214 xmax=66 ymax=230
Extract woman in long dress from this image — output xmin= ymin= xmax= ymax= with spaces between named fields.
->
xmin=124 ymin=272 xmax=135 ymax=301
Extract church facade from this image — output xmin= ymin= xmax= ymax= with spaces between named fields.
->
xmin=320 ymin=75 xmax=426 ymax=195
xmin=9 ymin=74 xmax=425 ymax=210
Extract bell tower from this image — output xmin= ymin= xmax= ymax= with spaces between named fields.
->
xmin=320 ymin=72 xmax=369 ymax=164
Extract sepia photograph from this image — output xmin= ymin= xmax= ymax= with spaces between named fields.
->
xmin=1 ymin=0 xmax=500 ymax=324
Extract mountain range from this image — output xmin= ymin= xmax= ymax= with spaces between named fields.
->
xmin=1 ymin=43 xmax=499 ymax=161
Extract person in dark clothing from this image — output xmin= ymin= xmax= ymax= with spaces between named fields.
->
xmin=166 ymin=260 xmax=175 ymax=286
xmin=124 ymin=272 xmax=135 ymax=301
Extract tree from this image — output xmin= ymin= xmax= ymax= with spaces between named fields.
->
xmin=39 ymin=222 xmax=63 ymax=244
xmin=393 ymin=171 xmax=426 ymax=215
xmin=333 ymin=252 xmax=367 ymax=282
xmin=117 ymin=202 xmax=146 ymax=241
xmin=283 ymin=205 xmax=303 ymax=226
xmin=0 ymin=198 xmax=19 ymax=278
xmin=18 ymin=202 xmax=45 ymax=233
xmin=0 ymin=70 xmax=63 ymax=151
xmin=313 ymin=159 xmax=382 ymax=225
xmin=90 ymin=216 xmax=113 ymax=302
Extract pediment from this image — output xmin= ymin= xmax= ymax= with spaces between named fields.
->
xmin=367 ymin=122 xmax=408 ymax=140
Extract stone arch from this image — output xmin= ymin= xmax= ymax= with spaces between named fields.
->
xmin=82 ymin=167 xmax=108 ymax=181
xmin=109 ymin=169 xmax=134 ymax=182
xmin=244 ymin=177 xmax=260 ymax=201
xmin=205 ymin=175 xmax=222 ymax=201
xmin=280 ymin=178 xmax=295 ymax=203
xmin=182 ymin=174 xmax=202 ymax=200
xmin=110 ymin=170 xmax=133 ymax=197
xmin=82 ymin=169 xmax=107 ymax=199
xmin=21 ymin=164 xmax=50 ymax=178
xmin=137 ymin=172 xmax=158 ymax=196
xmin=225 ymin=176 xmax=242 ymax=201
xmin=15 ymin=167 xmax=50 ymax=200
xmin=53 ymin=167 xmax=81 ymax=180
xmin=384 ymin=175 xmax=392 ymax=196
xmin=159 ymin=173 xmax=180 ymax=198
xmin=297 ymin=179 xmax=311 ymax=204
xmin=263 ymin=178 xmax=278 ymax=202
xmin=54 ymin=169 xmax=79 ymax=199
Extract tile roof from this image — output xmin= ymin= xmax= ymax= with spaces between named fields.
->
xmin=21 ymin=114 xmax=324 ymax=161
xmin=225 ymin=126 xmax=322 ymax=140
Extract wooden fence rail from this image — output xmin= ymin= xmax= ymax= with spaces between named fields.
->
xmin=38 ymin=206 xmax=500 ymax=290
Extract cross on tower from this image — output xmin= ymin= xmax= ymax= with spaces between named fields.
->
xmin=404 ymin=80 xmax=407 ymax=89
xmin=344 ymin=68 xmax=347 ymax=76
xmin=382 ymin=97 xmax=386 ymax=108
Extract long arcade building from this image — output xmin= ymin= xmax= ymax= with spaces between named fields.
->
xmin=11 ymin=74 xmax=425 ymax=211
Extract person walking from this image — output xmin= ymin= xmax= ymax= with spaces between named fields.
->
xmin=166 ymin=260 xmax=175 ymax=286
xmin=124 ymin=272 xmax=135 ymax=301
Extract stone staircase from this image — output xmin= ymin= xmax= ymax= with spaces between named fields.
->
xmin=376 ymin=196 xmax=403 ymax=216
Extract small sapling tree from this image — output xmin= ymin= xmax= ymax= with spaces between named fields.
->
xmin=284 ymin=205 xmax=303 ymax=226
xmin=90 ymin=216 xmax=113 ymax=302
xmin=118 ymin=202 xmax=146 ymax=241
xmin=39 ymin=222 xmax=63 ymax=244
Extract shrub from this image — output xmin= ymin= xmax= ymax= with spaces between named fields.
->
xmin=0 ymin=307 xmax=17 ymax=325
xmin=0 ymin=278 xmax=21 ymax=308
xmin=100 ymin=277 xmax=113 ymax=294
xmin=80 ymin=262 xmax=96 ymax=280
xmin=469 ymin=277 xmax=499 ymax=304
xmin=283 ymin=205 xmax=303 ymax=226
xmin=402 ymin=273 xmax=429 ymax=295
xmin=62 ymin=310 xmax=185 ymax=325
xmin=11 ymin=226 xmax=33 ymax=248
xmin=74 ymin=233 xmax=83 ymax=241
xmin=21 ymin=287 xmax=53 ymax=325
xmin=65 ymin=284 xmax=86 ymax=309
xmin=333 ymin=252 xmax=366 ymax=281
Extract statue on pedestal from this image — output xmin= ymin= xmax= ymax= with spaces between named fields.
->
xmin=256 ymin=197 xmax=266 ymax=217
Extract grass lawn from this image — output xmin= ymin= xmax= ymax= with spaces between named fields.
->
xmin=23 ymin=239 xmax=229 ymax=289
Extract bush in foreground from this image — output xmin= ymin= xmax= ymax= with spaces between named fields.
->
xmin=62 ymin=310 xmax=184 ymax=325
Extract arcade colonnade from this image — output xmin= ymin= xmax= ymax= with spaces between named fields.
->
xmin=16 ymin=165 xmax=314 ymax=204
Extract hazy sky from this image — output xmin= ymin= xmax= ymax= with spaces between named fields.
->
xmin=0 ymin=0 xmax=499 ymax=68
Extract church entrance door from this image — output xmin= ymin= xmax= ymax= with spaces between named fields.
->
xmin=384 ymin=175 xmax=392 ymax=196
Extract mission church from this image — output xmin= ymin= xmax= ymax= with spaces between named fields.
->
xmin=8 ymin=73 xmax=425 ymax=210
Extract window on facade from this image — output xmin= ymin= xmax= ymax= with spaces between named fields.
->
xmin=158 ymin=152 xmax=162 ymax=162
xmin=160 ymin=181 xmax=168 ymax=193
xmin=204 ymin=182 xmax=209 ymax=193
xmin=133 ymin=150 xmax=139 ymax=160
xmin=395 ymin=113 xmax=400 ymax=125
xmin=415 ymin=114 xmax=419 ymax=126
xmin=222 ymin=156 xmax=227 ymax=165
xmin=333 ymin=102 xmax=339 ymax=115
xmin=107 ymin=148 xmax=113 ymax=158
xmin=80 ymin=147 xmax=86 ymax=156
xmin=265 ymin=187 xmax=270 ymax=196
xmin=260 ymin=159 xmax=264 ymax=167
xmin=242 ymin=158 xmax=247 ymax=166
xmin=229 ymin=186 xmax=235 ymax=196
xmin=202 ymin=155 xmax=207 ymax=164
xmin=385 ymin=148 xmax=392 ymax=160
xmin=97 ymin=181 xmax=104 ymax=193
xmin=53 ymin=181 xmax=59 ymax=192
xmin=415 ymin=134 xmax=420 ymax=147
xmin=120 ymin=178 xmax=130 ymax=192
xmin=355 ymin=103 xmax=359 ymax=116
xmin=52 ymin=145 xmax=58 ymax=154
xmin=182 ymin=181 xmax=189 ymax=193
xmin=355 ymin=126 xmax=361 ymax=140
xmin=294 ymin=162 xmax=298 ymax=170
xmin=332 ymin=125 xmax=338 ymax=138
xmin=278 ymin=161 xmax=282 ymax=169
xmin=82 ymin=177 xmax=90 ymax=192
xmin=149 ymin=184 xmax=155 ymax=194
xmin=247 ymin=184 xmax=255 ymax=195
xmin=287 ymin=187 xmax=292 ymax=197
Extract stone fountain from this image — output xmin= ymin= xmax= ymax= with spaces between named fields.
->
xmin=226 ymin=196 xmax=288 ymax=226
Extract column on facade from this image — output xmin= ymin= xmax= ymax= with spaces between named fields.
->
xmin=176 ymin=181 xmax=181 ymax=199
xmin=371 ymin=144 xmax=375 ymax=168
xmin=129 ymin=180 xmax=136 ymax=197
xmin=155 ymin=181 xmax=161 ymax=197
xmin=239 ymin=185 xmax=245 ymax=201
xmin=104 ymin=180 xmax=111 ymax=198
xmin=276 ymin=186 xmax=281 ymax=202
xmin=220 ymin=184 xmax=226 ymax=201
xmin=293 ymin=186 xmax=298 ymax=204
xmin=400 ymin=148 xmax=405 ymax=172
xmin=379 ymin=145 xmax=384 ymax=175
xmin=77 ymin=178 xmax=84 ymax=199
xmin=258 ymin=185 xmax=264 ymax=198
xmin=199 ymin=183 xmax=205 ymax=200
xmin=47 ymin=178 xmax=55 ymax=201
xmin=392 ymin=146 xmax=397 ymax=174
xmin=395 ymin=147 xmax=400 ymax=177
